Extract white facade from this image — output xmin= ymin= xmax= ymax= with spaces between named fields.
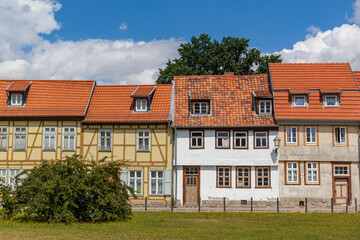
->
xmin=175 ymin=129 xmax=279 ymax=205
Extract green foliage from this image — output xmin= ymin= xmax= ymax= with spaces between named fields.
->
xmin=13 ymin=155 xmax=134 ymax=223
xmin=156 ymin=34 xmax=282 ymax=84
xmin=0 ymin=184 xmax=18 ymax=219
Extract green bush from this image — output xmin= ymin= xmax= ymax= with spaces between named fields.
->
xmin=0 ymin=184 xmax=18 ymax=219
xmin=13 ymin=155 xmax=134 ymax=223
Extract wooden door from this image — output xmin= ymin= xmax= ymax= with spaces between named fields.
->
xmin=334 ymin=178 xmax=349 ymax=205
xmin=183 ymin=167 xmax=200 ymax=206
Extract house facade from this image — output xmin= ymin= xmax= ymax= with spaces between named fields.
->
xmin=172 ymin=73 xmax=279 ymax=206
xmin=269 ymin=63 xmax=360 ymax=206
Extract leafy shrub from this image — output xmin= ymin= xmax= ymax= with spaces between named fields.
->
xmin=0 ymin=184 xmax=18 ymax=219
xmin=14 ymin=155 xmax=134 ymax=223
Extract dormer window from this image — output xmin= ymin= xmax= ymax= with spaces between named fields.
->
xmin=259 ymin=100 xmax=272 ymax=114
xmin=11 ymin=94 xmax=23 ymax=106
xmin=324 ymin=95 xmax=339 ymax=107
xmin=192 ymin=101 xmax=209 ymax=115
xmin=293 ymin=95 xmax=306 ymax=107
xmin=135 ymin=99 xmax=147 ymax=112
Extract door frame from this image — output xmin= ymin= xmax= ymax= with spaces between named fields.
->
xmin=332 ymin=163 xmax=352 ymax=205
xmin=183 ymin=166 xmax=200 ymax=205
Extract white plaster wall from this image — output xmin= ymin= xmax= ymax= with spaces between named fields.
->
xmin=176 ymin=129 xmax=278 ymax=166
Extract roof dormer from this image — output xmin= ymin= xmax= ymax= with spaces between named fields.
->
xmin=6 ymin=81 xmax=31 ymax=107
xmin=131 ymin=85 xmax=156 ymax=112
xmin=253 ymin=90 xmax=273 ymax=115
xmin=320 ymin=88 xmax=341 ymax=107
xmin=189 ymin=90 xmax=211 ymax=115
xmin=288 ymin=88 xmax=310 ymax=107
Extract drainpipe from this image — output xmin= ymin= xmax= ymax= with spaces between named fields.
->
xmin=173 ymin=127 xmax=178 ymax=207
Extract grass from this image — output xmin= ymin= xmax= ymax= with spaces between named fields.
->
xmin=0 ymin=212 xmax=359 ymax=239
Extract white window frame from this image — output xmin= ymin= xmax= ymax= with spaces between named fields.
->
xmin=259 ymin=100 xmax=272 ymax=114
xmin=10 ymin=93 xmax=22 ymax=106
xmin=136 ymin=129 xmax=151 ymax=152
xmin=334 ymin=127 xmax=346 ymax=145
xmin=286 ymin=127 xmax=297 ymax=144
xmin=62 ymin=126 xmax=76 ymax=151
xmin=233 ymin=131 xmax=248 ymax=149
xmin=149 ymin=170 xmax=164 ymax=195
xmin=334 ymin=165 xmax=350 ymax=176
xmin=216 ymin=131 xmax=230 ymax=149
xmin=43 ymin=126 xmax=57 ymax=151
xmin=254 ymin=131 xmax=268 ymax=149
xmin=13 ymin=126 xmax=27 ymax=151
xmin=128 ymin=170 xmax=143 ymax=195
xmin=0 ymin=168 xmax=7 ymax=186
xmin=286 ymin=162 xmax=299 ymax=184
xmin=8 ymin=169 xmax=22 ymax=191
xmin=305 ymin=127 xmax=317 ymax=144
xmin=324 ymin=95 xmax=339 ymax=107
xmin=306 ymin=162 xmax=319 ymax=184
xmin=0 ymin=127 xmax=8 ymax=151
xmin=135 ymin=99 xmax=147 ymax=112
xmin=292 ymin=95 xmax=307 ymax=107
xmin=192 ymin=102 xmax=209 ymax=115
xmin=190 ymin=130 xmax=204 ymax=149
xmin=98 ymin=129 xmax=112 ymax=151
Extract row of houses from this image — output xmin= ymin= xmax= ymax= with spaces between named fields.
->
xmin=0 ymin=63 xmax=359 ymax=208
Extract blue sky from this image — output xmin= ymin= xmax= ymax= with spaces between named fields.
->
xmin=0 ymin=0 xmax=359 ymax=84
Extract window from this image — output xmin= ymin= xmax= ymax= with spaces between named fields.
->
xmin=192 ymin=102 xmax=209 ymax=115
xmin=305 ymin=127 xmax=317 ymax=144
xmin=286 ymin=127 xmax=297 ymax=145
xmin=185 ymin=167 xmax=199 ymax=175
xmin=0 ymin=127 xmax=8 ymax=151
xmin=135 ymin=99 xmax=147 ymax=112
xmin=150 ymin=171 xmax=164 ymax=195
xmin=234 ymin=131 xmax=248 ymax=149
xmin=286 ymin=162 xmax=299 ymax=184
xmin=0 ymin=169 xmax=6 ymax=185
xmin=334 ymin=127 xmax=346 ymax=145
xmin=334 ymin=165 xmax=349 ymax=176
xmin=254 ymin=131 xmax=268 ymax=149
xmin=129 ymin=170 xmax=142 ymax=195
xmin=217 ymin=167 xmax=231 ymax=188
xmin=190 ymin=131 xmax=204 ymax=149
xmin=98 ymin=129 xmax=112 ymax=151
xmin=43 ymin=127 xmax=57 ymax=151
xmin=259 ymin=100 xmax=272 ymax=114
xmin=306 ymin=162 xmax=319 ymax=184
xmin=62 ymin=127 xmax=76 ymax=151
xmin=13 ymin=127 xmax=26 ymax=151
xmin=10 ymin=94 xmax=22 ymax=106
xmin=137 ymin=130 xmax=151 ymax=151
xmin=256 ymin=167 xmax=270 ymax=187
xmin=324 ymin=95 xmax=339 ymax=107
xmin=293 ymin=95 xmax=306 ymax=107
xmin=216 ymin=131 xmax=230 ymax=149
xmin=236 ymin=167 xmax=250 ymax=188
xmin=8 ymin=169 xmax=21 ymax=191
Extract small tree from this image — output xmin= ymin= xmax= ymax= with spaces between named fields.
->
xmin=13 ymin=155 xmax=134 ymax=223
xmin=0 ymin=185 xmax=18 ymax=219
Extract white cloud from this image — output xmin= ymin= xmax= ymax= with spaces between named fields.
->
xmin=305 ymin=25 xmax=321 ymax=39
xmin=119 ymin=23 xmax=128 ymax=30
xmin=346 ymin=0 xmax=360 ymax=25
xmin=0 ymin=0 xmax=181 ymax=84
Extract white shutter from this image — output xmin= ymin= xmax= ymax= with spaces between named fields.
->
xmin=164 ymin=169 xmax=172 ymax=196
xmin=120 ymin=169 xmax=128 ymax=184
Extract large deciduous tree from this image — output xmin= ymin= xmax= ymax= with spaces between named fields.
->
xmin=156 ymin=34 xmax=282 ymax=84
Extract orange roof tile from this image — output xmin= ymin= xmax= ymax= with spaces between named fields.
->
xmin=354 ymin=71 xmax=360 ymax=82
xmin=131 ymin=85 xmax=156 ymax=97
xmin=6 ymin=80 xmax=31 ymax=92
xmin=270 ymin=63 xmax=359 ymax=90
xmin=253 ymin=90 xmax=273 ymax=98
xmin=0 ymin=80 xmax=95 ymax=117
xmin=83 ymin=84 xmax=172 ymax=123
xmin=191 ymin=91 xmax=211 ymax=100
xmin=173 ymin=74 xmax=276 ymax=127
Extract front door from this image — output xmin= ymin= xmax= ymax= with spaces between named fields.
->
xmin=183 ymin=167 xmax=200 ymax=206
xmin=334 ymin=178 xmax=349 ymax=205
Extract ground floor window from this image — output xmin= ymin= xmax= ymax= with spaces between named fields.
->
xmin=150 ymin=170 xmax=164 ymax=195
xmin=256 ymin=167 xmax=270 ymax=188
xmin=236 ymin=167 xmax=250 ymax=188
xmin=333 ymin=165 xmax=349 ymax=176
xmin=217 ymin=166 xmax=231 ymax=188
xmin=306 ymin=162 xmax=319 ymax=184
xmin=129 ymin=170 xmax=142 ymax=195
xmin=0 ymin=169 xmax=23 ymax=190
xmin=286 ymin=162 xmax=299 ymax=184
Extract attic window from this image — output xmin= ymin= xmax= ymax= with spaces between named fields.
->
xmin=135 ymin=99 xmax=147 ymax=112
xmin=10 ymin=94 xmax=23 ymax=106
xmin=259 ymin=100 xmax=272 ymax=114
xmin=324 ymin=95 xmax=339 ymax=107
xmin=191 ymin=101 xmax=210 ymax=115
xmin=292 ymin=95 xmax=307 ymax=107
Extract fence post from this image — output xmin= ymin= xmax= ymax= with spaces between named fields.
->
xmin=198 ymin=197 xmax=201 ymax=212
xmin=305 ymin=198 xmax=308 ymax=213
xmin=223 ymin=197 xmax=226 ymax=212
xmin=251 ymin=197 xmax=253 ymax=212
xmin=355 ymin=198 xmax=358 ymax=213
xmin=277 ymin=198 xmax=279 ymax=213
xmin=145 ymin=197 xmax=147 ymax=212
xmin=171 ymin=196 xmax=174 ymax=212
xmin=346 ymin=198 xmax=348 ymax=214
xmin=331 ymin=198 xmax=333 ymax=213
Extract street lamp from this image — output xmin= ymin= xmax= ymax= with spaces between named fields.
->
xmin=273 ymin=136 xmax=281 ymax=153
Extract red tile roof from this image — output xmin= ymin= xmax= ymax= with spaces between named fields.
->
xmin=354 ymin=71 xmax=360 ymax=82
xmin=269 ymin=63 xmax=360 ymax=120
xmin=173 ymin=74 xmax=276 ymax=127
xmin=131 ymin=85 xmax=156 ymax=97
xmin=83 ymin=84 xmax=172 ymax=123
xmin=6 ymin=80 xmax=31 ymax=92
xmin=0 ymin=80 xmax=95 ymax=117
xmin=270 ymin=63 xmax=359 ymax=90
xmin=253 ymin=90 xmax=273 ymax=98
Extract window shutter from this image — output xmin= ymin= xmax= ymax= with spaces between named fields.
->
xmin=164 ymin=169 xmax=172 ymax=196
xmin=120 ymin=169 xmax=128 ymax=184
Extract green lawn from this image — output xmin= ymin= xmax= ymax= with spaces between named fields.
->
xmin=0 ymin=212 xmax=359 ymax=239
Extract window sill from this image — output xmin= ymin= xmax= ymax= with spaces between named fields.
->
xmin=42 ymin=150 xmax=56 ymax=152
xmin=254 ymin=147 xmax=269 ymax=149
xmin=333 ymin=144 xmax=347 ymax=147
xmin=236 ymin=186 xmax=251 ymax=189
xmin=189 ymin=147 xmax=204 ymax=150
xmin=62 ymin=150 xmax=76 ymax=152
xmin=13 ymin=149 xmax=26 ymax=152
xmin=233 ymin=147 xmax=248 ymax=150
xmin=216 ymin=186 xmax=232 ymax=188
xmin=136 ymin=150 xmax=151 ymax=152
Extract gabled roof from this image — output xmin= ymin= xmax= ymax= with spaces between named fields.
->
xmin=354 ymin=71 xmax=360 ymax=82
xmin=0 ymin=80 xmax=95 ymax=117
xmin=173 ymin=74 xmax=276 ymax=127
xmin=6 ymin=80 xmax=32 ymax=92
xmin=131 ymin=85 xmax=156 ymax=98
xmin=269 ymin=63 xmax=360 ymax=121
xmin=83 ymin=84 xmax=172 ymax=123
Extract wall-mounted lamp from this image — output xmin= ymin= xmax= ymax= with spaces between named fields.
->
xmin=273 ymin=136 xmax=281 ymax=153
